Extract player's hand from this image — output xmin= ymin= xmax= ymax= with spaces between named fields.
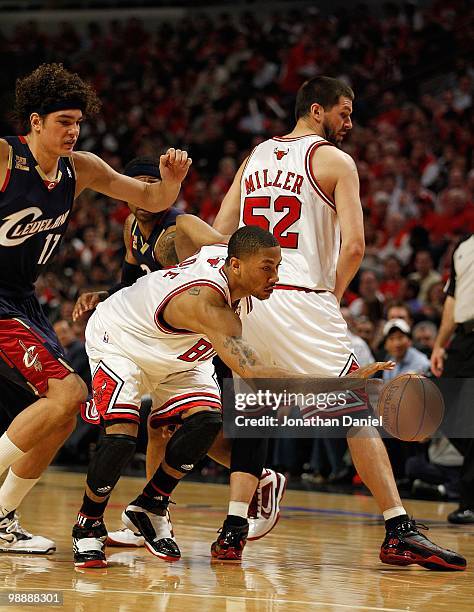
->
xmin=72 ymin=291 xmax=108 ymax=322
xmin=160 ymin=148 xmax=192 ymax=184
xmin=430 ymin=346 xmax=446 ymax=377
xmin=346 ymin=361 xmax=396 ymax=379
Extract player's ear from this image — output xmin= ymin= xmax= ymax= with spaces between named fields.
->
xmin=309 ymin=102 xmax=323 ymax=122
xmin=229 ymin=256 xmax=241 ymax=276
xmin=30 ymin=112 xmax=42 ymax=133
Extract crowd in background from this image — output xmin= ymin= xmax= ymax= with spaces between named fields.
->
xmin=0 ymin=0 xmax=472 ymax=497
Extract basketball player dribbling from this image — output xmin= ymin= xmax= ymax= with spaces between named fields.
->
xmin=72 ymin=157 xmax=287 ymax=548
xmin=0 ymin=63 xmax=191 ymax=553
xmin=211 ymin=76 xmax=466 ymax=570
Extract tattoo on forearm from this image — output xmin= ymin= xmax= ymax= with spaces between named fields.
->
xmin=223 ymin=336 xmax=257 ymax=371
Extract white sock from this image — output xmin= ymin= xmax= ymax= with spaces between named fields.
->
xmin=0 ymin=434 xmax=25 ymax=478
xmin=228 ymin=501 xmax=249 ymax=518
xmin=383 ymin=506 xmax=407 ymax=522
xmin=0 ymin=469 xmax=39 ymax=516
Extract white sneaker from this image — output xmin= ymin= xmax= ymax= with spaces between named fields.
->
xmin=0 ymin=511 xmax=55 ymax=554
xmin=248 ymin=469 xmax=286 ymax=541
xmin=106 ymin=528 xmax=145 ymax=548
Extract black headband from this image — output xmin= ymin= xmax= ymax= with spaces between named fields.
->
xmin=32 ymin=99 xmax=85 ymax=115
xmin=123 ymin=160 xmax=161 ymax=180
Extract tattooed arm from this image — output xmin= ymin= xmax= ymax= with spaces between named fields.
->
xmin=155 ymin=226 xmax=179 ymax=267
xmin=163 ymin=285 xmax=290 ymax=378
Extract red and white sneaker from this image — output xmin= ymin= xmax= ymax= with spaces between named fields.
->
xmin=247 ymin=469 xmax=286 ymax=541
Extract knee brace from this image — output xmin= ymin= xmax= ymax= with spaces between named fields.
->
xmin=231 ymin=437 xmax=268 ymax=478
xmin=87 ymin=434 xmax=136 ymax=496
xmin=165 ymin=410 xmax=222 ymax=474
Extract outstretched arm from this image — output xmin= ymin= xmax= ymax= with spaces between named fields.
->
xmin=175 ymin=215 xmax=229 ymax=261
xmin=73 ymin=148 xmax=191 ymax=212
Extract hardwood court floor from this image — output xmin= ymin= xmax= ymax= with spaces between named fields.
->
xmin=0 ymin=470 xmax=472 ymax=611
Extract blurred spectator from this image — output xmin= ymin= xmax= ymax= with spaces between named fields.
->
xmin=419 ymin=280 xmax=445 ymax=324
xmin=379 ymin=255 xmax=403 ymax=301
xmin=412 ymin=320 xmax=438 ymax=356
xmin=349 ymin=271 xmax=385 ymax=317
xmin=385 ymin=301 xmax=413 ymax=326
xmin=408 ymin=250 xmax=442 ymax=304
xmin=382 ymin=319 xmax=431 ymax=381
xmin=355 ymin=317 xmax=377 ymax=353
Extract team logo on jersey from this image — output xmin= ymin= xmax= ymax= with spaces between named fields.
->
xmin=207 ymin=257 xmax=224 ymax=268
xmin=18 ymin=340 xmax=42 ymax=372
xmin=14 ymin=156 xmax=29 ymax=171
xmin=0 ymin=207 xmax=70 ymax=247
xmin=93 ymin=380 xmax=108 ymax=405
xmin=274 ymin=147 xmax=289 ymax=161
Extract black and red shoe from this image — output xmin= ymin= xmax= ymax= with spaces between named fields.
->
xmin=72 ymin=520 xmax=108 ymax=568
xmin=211 ymin=520 xmax=249 ymax=561
xmin=380 ymin=518 xmax=466 ymax=571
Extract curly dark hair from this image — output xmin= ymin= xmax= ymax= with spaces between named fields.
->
xmin=15 ymin=63 xmax=101 ymax=131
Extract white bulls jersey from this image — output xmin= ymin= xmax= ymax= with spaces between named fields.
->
xmin=86 ymin=244 xmax=232 ymax=375
xmin=239 ymin=134 xmax=339 ymax=291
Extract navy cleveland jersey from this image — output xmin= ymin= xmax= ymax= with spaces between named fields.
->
xmin=130 ymin=207 xmax=182 ymax=273
xmin=0 ymin=136 xmax=75 ymax=297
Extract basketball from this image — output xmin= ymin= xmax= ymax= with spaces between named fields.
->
xmin=376 ymin=374 xmax=445 ymax=441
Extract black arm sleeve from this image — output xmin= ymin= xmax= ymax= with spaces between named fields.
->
xmin=107 ymin=261 xmax=146 ymax=296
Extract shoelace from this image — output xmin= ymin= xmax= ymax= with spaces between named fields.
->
xmin=2 ymin=514 xmax=32 ymax=538
xmin=398 ymin=518 xmax=429 ymax=534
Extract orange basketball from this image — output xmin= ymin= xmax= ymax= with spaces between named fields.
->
xmin=376 ymin=374 xmax=445 ymax=441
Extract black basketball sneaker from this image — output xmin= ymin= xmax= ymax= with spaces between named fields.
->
xmin=211 ymin=520 xmax=249 ymax=561
xmin=72 ymin=519 xmax=108 ymax=568
xmin=380 ymin=518 xmax=466 ymax=570
xmin=122 ymin=494 xmax=180 ymax=561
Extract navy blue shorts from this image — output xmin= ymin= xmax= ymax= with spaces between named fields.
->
xmin=0 ymin=293 xmax=74 ymax=398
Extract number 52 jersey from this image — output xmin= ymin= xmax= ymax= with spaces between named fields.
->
xmin=87 ymin=244 xmax=234 ymax=376
xmin=240 ymin=134 xmax=340 ymax=291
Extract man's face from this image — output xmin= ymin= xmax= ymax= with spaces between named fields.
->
xmin=38 ymin=110 xmax=83 ymax=156
xmin=415 ymin=251 xmax=432 ymax=275
xmin=322 ymin=96 xmax=353 ymax=145
xmin=413 ymin=328 xmax=435 ymax=350
xmin=387 ymin=306 xmax=411 ymax=324
xmin=232 ymin=246 xmax=281 ymax=300
xmin=127 ymin=176 xmax=161 ymax=223
xmin=53 ymin=321 xmax=75 ymax=348
xmin=385 ymin=330 xmax=411 ymax=361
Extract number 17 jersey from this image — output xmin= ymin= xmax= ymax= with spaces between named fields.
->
xmin=239 ymin=134 xmax=340 ymax=291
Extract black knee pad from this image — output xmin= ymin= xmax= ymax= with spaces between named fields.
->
xmin=165 ymin=410 xmax=222 ymax=474
xmin=231 ymin=437 xmax=268 ymax=478
xmin=87 ymin=434 xmax=136 ymax=496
